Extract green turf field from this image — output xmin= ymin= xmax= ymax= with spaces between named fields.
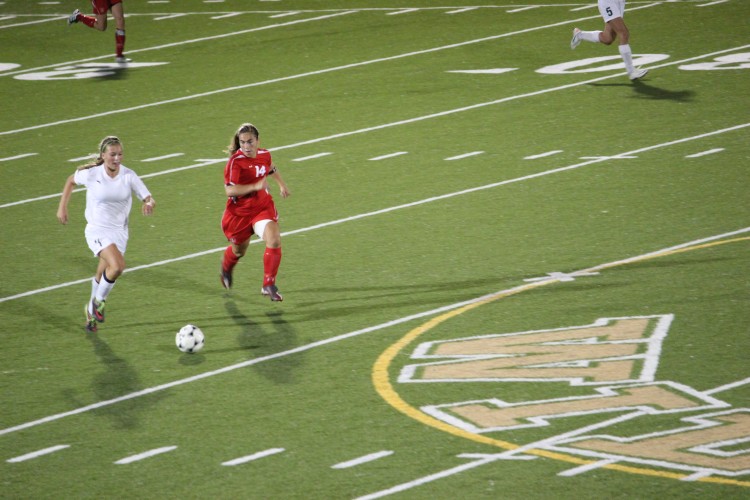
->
xmin=1 ymin=0 xmax=749 ymax=498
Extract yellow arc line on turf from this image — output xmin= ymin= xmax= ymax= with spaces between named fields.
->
xmin=372 ymin=236 xmax=750 ymax=487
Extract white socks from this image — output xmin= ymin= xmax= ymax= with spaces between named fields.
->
xmin=618 ymin=44 xmax=636 ymax=74
xmin=94 ymin=271 xmax=116 ymax=303
xmin=581 ymin=30 xmax=602 ymax=43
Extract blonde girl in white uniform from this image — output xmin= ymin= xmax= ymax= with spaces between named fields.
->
xmin=57 ymin=136 xmax=155 ymax=332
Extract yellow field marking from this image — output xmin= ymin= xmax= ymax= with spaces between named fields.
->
xmin=372 ymin=236 xmax=750 ymax=487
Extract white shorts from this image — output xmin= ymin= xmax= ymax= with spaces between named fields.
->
xmin=599 ymin=0 xmax=625 ymax=22
xmin=85 ymin=225 xmax=128 ymax=256
xmin=253 ymin=219 xmax=271 ymax=241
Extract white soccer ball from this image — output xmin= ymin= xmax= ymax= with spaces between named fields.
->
xmin=176 ymin=324 xmax=205 ymax=353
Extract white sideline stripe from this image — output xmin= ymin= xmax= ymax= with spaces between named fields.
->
xmin=558 ymin=459 xmax=618 ymax=476
xmin=685 ymin=148 xmax=724 ymax=158
xmin=525 ymin=150 xmax=563 ymax=159
xmin=0 ymin=152 xmax=37 ymax=161
xmin=114 ymin=446 xmax=177 ymax=464
xmin=570 ymin=5 xmax=597 ymax=12
xmin=0 ymin=10 xmax=618 ymax=134
xmin=6 ymin=444 xmax=69 ymax=463
xmin=704 ymin=377 xmax=750 ymax=395
xmin=222 ymin=448 xmax=285 ymax=466
xmin=697 ymin=0 xmax=729 ymax=7
xmin=141 ymin=153 xmax=184 ymax=162
xmin=445 ymin=151 xmax=483 ymax=160
xmin=369 ymin=152 xmax=408 ymax=161
xmin=332 ymin=450 xmax=394 ymax=469
xmin=1 ymin=122 xmax=748 ymax=303
xmin=0 ymin=226 xmax=748 ymax=438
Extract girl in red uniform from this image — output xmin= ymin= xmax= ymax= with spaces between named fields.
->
xmin=220 ymin=123 xmax=290 ymax=301
xmin=68 ymin=0 xmax=130 ymax=63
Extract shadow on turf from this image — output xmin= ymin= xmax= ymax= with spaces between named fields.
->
xmin=88 ymin=65 xmax=129 ymax=82
xmin=224 ymin=299 xmax=303 ymax=384
xmin=588 ymin=80 xmax=695 ymax=102
xmin=61 ymin=332 xmax=166 ymax=429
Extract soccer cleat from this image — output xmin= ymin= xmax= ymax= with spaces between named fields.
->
xmin=261 ymin=285 xmax=283 ymax=302
xmin=570 ymin=28 xmax=582 ymax=50
xmin=115 ymin=56 xmax=132 ymax=64
xmin=629 ymin=67 xmax=648 ymax=81
xmin=84 ymin=304 xmax=98 ymax=333
xmin=220 ymin=268 xmax=233 ymax=289
xmin=68 ymin=9 xmax=80 ymax=25
xmin=91 ymin=298 xmax=106 ymax=322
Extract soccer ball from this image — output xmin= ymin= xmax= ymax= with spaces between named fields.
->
xmin=176 ymin=324 xmax=205 ymax=353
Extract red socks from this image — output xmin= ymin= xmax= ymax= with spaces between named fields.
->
xmin=263 ymin=247 xmax=282 ymax=287
xmin=115 ymin=29 xmax=125 ymax=57
xmin=78 ymin=13 xmax=96 ymax=28
xmin=222 ymin=246 xmax=240 ymax=273
xmin=223 ymin=245 xmax=281 ymax=287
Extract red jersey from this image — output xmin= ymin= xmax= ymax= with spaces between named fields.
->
xmin=224 ymin=149 xmax=274 ymax=217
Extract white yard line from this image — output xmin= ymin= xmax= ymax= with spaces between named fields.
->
xmin=1 ymin=12 xmax=615 ymax=135
xmin=4 ymin=41 xmax=748 ymax=209
xmin=1 ymin=122 xmax=748 ymax=304
xmin=0 ymin=223 xmax=747 ymax=437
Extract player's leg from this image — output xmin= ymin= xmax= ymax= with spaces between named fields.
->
xmin=571 ymin=27 xmax=602 ymax=49
xmin=111 ymin=2 xmax=130 ymax=62
xmin=608 ymin=17 xmax=646 ymax=79
xmin=90 ymin=244 xmax=126 ymax=322
xmin=68 ymin=8 xmax=98 ymax=29
xmin=571 ymin=0 xmax=617 ymax=48
xmin=256 ymin=220 xmax=283 ymax=302
xmin=84 ymin=258 xmax=107 ymax=331
xmin=221 ymin=212 xmax=253 ymax=289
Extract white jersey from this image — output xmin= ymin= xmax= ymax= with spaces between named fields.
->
xmin=74 ymin=164 xmax=151 ymax=230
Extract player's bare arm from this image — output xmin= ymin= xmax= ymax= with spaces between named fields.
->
xmin=269 ymin=165 xmax=290 ymax=198
xmin=56 ymin=175 xmax=76 ymax=224
xmin=225 ymin=179 xmax=266 ymax=198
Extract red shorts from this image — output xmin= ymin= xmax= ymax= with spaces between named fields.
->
xmin=221 ymin=204 xmax=278 ymax=244
xmin=91 ymin=0 xmax=122 ymax=15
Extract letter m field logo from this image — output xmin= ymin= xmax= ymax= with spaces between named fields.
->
xmin=400 ymin=315 xmax=672 ymax=386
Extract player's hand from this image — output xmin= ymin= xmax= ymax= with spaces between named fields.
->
xmin=57 ymin=208 xmax=68 ymax=224
xmin=142 ymin=199 xmax=155 ymax=216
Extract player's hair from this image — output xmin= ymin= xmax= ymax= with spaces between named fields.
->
xmin=227 ymin=123 xmax=259 ymax=155
xmin=77 ymin=136 xmax=122 ymax=170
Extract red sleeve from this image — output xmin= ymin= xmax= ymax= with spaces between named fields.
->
xmin=225 ymin=155 xmax=237 ymax=186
